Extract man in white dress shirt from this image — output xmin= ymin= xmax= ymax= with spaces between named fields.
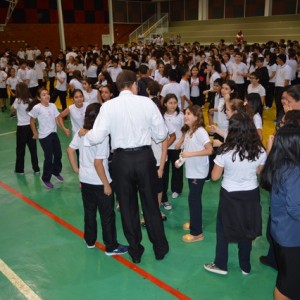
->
xmin=83 ymin=70 xmax=169 ymax=263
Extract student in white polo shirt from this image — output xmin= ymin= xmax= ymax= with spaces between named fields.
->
xmin=230 ymin=52 xmax=248 ymax=100
xmin=204 ymin=113 xmax=266 ymax=276
xmin=50 ymin=62 xmax=67 ymax=111
xmin=29 ymin=87 xmax=63 ymax=189
xmin=67 ymin=103 xmax=128 ymax=256
xmin=11 ymin=82 xmax=39 ymax=174
xmin=274 ymin=54 xmax=292 ymax=121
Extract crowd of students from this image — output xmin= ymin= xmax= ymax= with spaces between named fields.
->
xmin=1 ymin=37 xmax=300 ymax=300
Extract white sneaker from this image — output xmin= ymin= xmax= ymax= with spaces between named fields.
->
xmin=204 ymin=263 xmax=228 ymax=275
xmin=86 ymin=244 xmax=95 ymax=249
xmin=162 ymin=201 xmax=172 ymax=210
xmin=172 ymin=192 xmax=179 ymax=199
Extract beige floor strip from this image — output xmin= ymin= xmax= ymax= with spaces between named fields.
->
xmin=0 ymin=259 xmax=42 ymax=300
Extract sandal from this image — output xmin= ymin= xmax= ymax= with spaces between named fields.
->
xmin=182 ymin=233 xmax=204 ymax=243
xmin=140 ymin=217 xmax=146 ymax=227
xmin=182 ymin=221 xmax=190 ymax=231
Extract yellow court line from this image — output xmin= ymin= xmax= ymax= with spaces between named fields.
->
xmin=0 ymin=259 xmax=42 ymax=300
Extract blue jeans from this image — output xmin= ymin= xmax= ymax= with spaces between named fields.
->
xmin=188 ymin=178 xmax=205 ymax=236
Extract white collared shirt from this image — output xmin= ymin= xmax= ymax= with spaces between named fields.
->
xmin=231 ymin=62 xmax=247 ymax=84
xmin=275 ymin=64 xmax=292 ymax=87
xmin=85 ymin=90 xmax=168 ymax=149
xmin=70 ymin=133 xmax=111 ymax=185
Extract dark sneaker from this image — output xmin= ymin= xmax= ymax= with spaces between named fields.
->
xmin=40 ymin=177 xmax=54 ymax=189
xmin=15 ymin=171 xmax=24 ymax=175
xmin=241 ymin=270 xmax=249 ymax=275
xmin=105 ymin=244 xmax=128 ymax=256
xmin=53 ymin=174 xmax=64 ymax=182
xmin=204 ymin=263 xmax=228 ymax=275
xmin=86 ymin=244 xmax=95 ymax=249
xmin=259 ymin=255 xmax=277 ymax=270
xmin=162 ymin=201 xmax=172 ymax=210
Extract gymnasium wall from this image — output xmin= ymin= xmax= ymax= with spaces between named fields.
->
xmin=0 ymin=0 xmax=138 ymax=56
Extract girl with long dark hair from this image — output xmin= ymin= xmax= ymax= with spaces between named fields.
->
xmin=204 ymin=112 xmax=266 ymax=275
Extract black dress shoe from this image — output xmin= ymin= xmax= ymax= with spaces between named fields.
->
xmin=155 ymin=255 xmax=165 ymax=261
xmin=132 ymin=258 xmax=141 ymax=264
xmin=259 ymin=256 xmax=277 ymax=270
xmin=155 ymin=250 xmax=169 ymax=261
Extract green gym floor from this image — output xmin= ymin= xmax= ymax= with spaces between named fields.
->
xmin=0 ymin=101 xmax=277 ymax=300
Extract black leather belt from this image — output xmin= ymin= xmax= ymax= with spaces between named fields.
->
xmin=115 ymin=145 xmax=151 ymax=152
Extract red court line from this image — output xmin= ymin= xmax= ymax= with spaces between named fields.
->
xmin=0 ymin=181 xmax=191 ymax=300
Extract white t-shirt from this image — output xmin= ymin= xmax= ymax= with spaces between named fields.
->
xmin=85 ymin=65 xmax=97 ymax=78
xmin=108 ymin=66 xmax=122 ymax=82
xmin=164 ymin=111 xmax=184 ymax=150
xmin=6 ymin=77 xmax=20 ymax=90
xmin=217 ymin=97 xmax=229 ymax=131
xmin=161 ymin=82 xmax=184 ymax=110
xmin=209 ymin=72 xmax=221 ymax=90
xmin=253 ymin=113 xmax=262 ymax=130
xmin=190 ymin=77 xmax=200 ymax=97
xmin=26 ymin=50 xmax=34 ymax=61
xmin=287 ymin=59 xmax=298 ymax=81
xmin=34 ymin=61 xmax=46 ymax=80
xmin=48 ymin=63 xmax=55 ymax=78
xmin=83 ymin=89 xmax=99 ymax=104
xmin=268 ymin=64 xmax=277 ymax=83
xmin=25 ymin=69 xmax=38 ymax=88
xmin=70 ymin=133 xmax=111 ymax=185
xmin=148 ymin=59 xmax=157 ymax=77
xmin=0 ymin=71 xmax=7 ymax=88
xmin=179 ymin=79 xmax=190 ymax=109
xmin=17 ymin=68 xmax=27 ymax=82
xmin=66 ymin=62 xmax=75 ymax=76
xmin=275 ymin=64 xmax=292 ymax=87
xmin=69 ymin=78 xmax=83 ymax=91
xmin=231 ymin=62 xmax=248 ymax=84
xmin=69 ymin=102 xmax=88 ymax=135
xmin=151 ymin=122 xmax=175 ymax=166
xmin=28 ymin=103 xmax=60 ymax=139
xmin=56 ymin=71 xmax=67 ymax=91
xmin=247 ymin=84 xmax=266 ymax=97
xmin=214 ymin=148 xmax=267 ymax=192
xmin=154 ymin=70 xmax=163 ymax=83
xmin=13 ymin=99 xmax=31 ymax=126
xmin=184 ymin=127 xmax=210 ymax=179
xmin=17 ymin=50 xmax=25 ymax=59
xmin=159 ymin=77 xmax=169 ymax=86
xmin=213 ymin=93 xmax=221 ymax=123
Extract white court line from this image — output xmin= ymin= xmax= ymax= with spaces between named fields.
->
xmin=0 ymin=131 xmax=16 ymax=137
xmin=0 ymin=259 xmax=42 ymax=300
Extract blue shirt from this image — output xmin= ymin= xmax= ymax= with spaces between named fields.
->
xmin=270 ymin=166 xmax=300 ymax=247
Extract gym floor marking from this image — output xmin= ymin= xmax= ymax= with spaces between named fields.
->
xmin=0 ymin=131 xmax=16 ymax=137
xmin=0 ymin=259 xmax=42 ymax=300
xmin=0 ymin=181 xmax=191 ymax=300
